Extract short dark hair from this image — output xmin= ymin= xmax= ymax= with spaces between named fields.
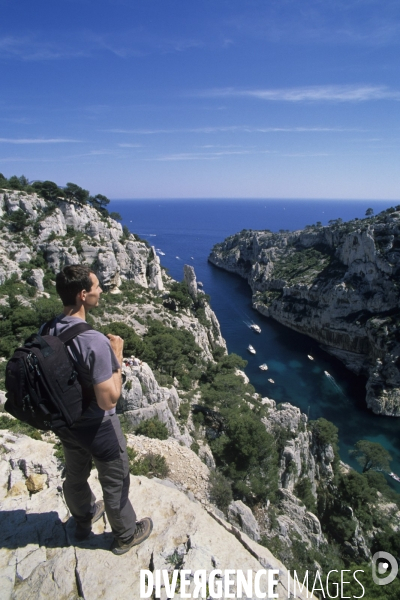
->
xmin=56 ymin=265 xmax=95 ymax=306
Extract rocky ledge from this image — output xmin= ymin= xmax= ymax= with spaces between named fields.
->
xmin=209 ymin=208 xmax=400 ymax=416
xmin=0 ymin=431 xmax=314 ymax=600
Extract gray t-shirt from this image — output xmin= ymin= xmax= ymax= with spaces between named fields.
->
xmin=41 ymin=314 xmax=120 ymax=416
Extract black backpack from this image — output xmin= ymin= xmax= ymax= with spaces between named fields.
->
xmin=4 ymin=321 xmax=92 ymax=431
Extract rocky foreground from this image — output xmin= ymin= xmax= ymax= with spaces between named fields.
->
xmin=0 ymin=430 xmax=314 ymax=600
xmin=209 ymin=208 xmax=400 ymax=416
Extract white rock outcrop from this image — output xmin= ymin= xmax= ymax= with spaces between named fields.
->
xmin=119 ymin=362 xmax=191 ymax=446
xmin=209 ymin=210 xmax=400 ymax=415
xmin=0 ymin=191 xmax=163 ymax=291
xmin=0 ymin=431 xmax=314 ymax=600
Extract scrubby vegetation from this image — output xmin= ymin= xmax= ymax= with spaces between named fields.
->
xmin=208 ymin=469 xmax=233 ymax=513
xmin=272 ymin=245 xmax=333 ymax=284
xmin=307 ymin=419 xmax=400 ymax=571
xmin=126 ymin=446 xmax=169 ymax=479
xmin=134 ymin=416 xmax=169 ymax=440
xmin=196 ymin=353 xmax=279 ymax=504
xmin=100 ymin=319 xmax=204 ymax=390
xmin=0 ymin=173 xmax=114 ymax=218
xmin=0 ymin=415 xmax=42 ymax=440
xmin=0 ymin=286 xmax=62 ymax=358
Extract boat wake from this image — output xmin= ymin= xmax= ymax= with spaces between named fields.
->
xmin=244 ymin=319 xmax=260 ymax=330
xmin=324 ymin=371 xmax=346 ymax=396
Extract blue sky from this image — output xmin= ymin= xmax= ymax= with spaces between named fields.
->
xmin=1 ymin=0 xmax=400 ymax=199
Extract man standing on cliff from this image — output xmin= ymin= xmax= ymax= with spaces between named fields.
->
xmin=43 ymin=264 xmax=152 ymax=554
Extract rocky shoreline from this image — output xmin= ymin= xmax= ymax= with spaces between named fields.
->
xmin=209 ymin=208 xmax=400 ymax=416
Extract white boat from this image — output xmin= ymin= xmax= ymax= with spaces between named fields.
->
xmin=157 ymin=249 xmax=165 ymax=256
xmin=268 ymin=378 xmax=275 ymax=384
xmin=197 ymin=281 xmax=203 ymax=287
xmin=389 ymin=472 xmax=400 ymax=483
xmin=259 ymin=363 xmax=268 ymax=371
xmin=247 ymin=345 xmax=256 ymax=354
xmin=307 ymin=355 xmax=314 ymax=360
xmin=250 ymin=324 xmax=261 ymax=333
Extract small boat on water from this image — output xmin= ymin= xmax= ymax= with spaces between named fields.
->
xmin=157 ymin=249 xmax=165 ymax=256
xmin=324 ymin=371 xmax=330 ymax=377
xmin=268 ymin=378 xmax=275 ymax=384
xmin=197 ymin=281 xmax=203 ymax=287
xmin=259 ymin=363 xmax=268 ymax=371
xmin=389 ymin=472 xmax=400 ymax=483
xmin=307 ymin=355 xmax=314 ymax=360
xmin=247 ymin=345 xmax=256 ymax=354
xmin=250 ymin=324 xmax=261 ymax=333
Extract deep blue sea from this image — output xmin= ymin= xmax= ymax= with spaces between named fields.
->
xmin=109 ymin=199 xmax=400 ymax=486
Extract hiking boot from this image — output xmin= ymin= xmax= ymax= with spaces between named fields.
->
xmin=110 ymin=517 xmax=153 ymax=555
xmin=75 ymin=500 xmax=105 ymax=540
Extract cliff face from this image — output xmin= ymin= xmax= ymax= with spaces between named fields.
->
xmin=0 ymin=190 xmax=226 ymax=362
xmin=0 ymin=191 xmax=163 ymax=290
xmin=209 ymin=208 xmax=400 ymax=416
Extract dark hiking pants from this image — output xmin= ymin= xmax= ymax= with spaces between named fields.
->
xmin=56 ymin=413 xmax=136 ymax=543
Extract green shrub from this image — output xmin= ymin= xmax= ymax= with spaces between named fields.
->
xmin=0 ymin=294 xmax=63 ymax=358
xmin=53 ymin=441 xmax=65 ymax=464
xmin=190 ymin=441 xmax=200 ymax=455
xmin=165 ymin=281 xmax=193 ymax=309
xmin=209 ymin=406 xmax=278 ymax=504
xmin=294 ymin=477 xmax=317 ymax=513
xmin=208 ymin=469 xmax=232 ymax=513
xmin=8 ymin=209 xmax=30 ymax=232
xmin=97 ymin=322 xmax=144 ymax=357
xmin=135 ymin=417 xmax=169 ymax=440
xmin=141 ymin=319 xmax=203 ymax=384
xmin=309 ymin=417 xmax=338 ymax=446
xmin=0 ymin=415 xmax=42 ymax=440
xmin=153 ymin=370 xmax=174 ymax=387
xmin=126 ymin=447 xmax=169 ymax=478
xmin=178 ymin=401 xmax=190 ymax=422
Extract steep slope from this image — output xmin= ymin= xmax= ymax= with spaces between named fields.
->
xmin=209 ymin=207 xmax=400 ymax=416
xmin=0 ymin=431 xmax=314 ymax=600
xmin=0 ymin=190 xmax=163 ymax=290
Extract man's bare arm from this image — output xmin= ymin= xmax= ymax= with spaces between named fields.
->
xmin=93 ymin=334 xmax=124 ymax=411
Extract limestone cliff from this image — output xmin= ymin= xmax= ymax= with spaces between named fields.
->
xmin=209 ymin=208 xmax=400 ymax=416
xmin=0 ymin=190 xmax=163 ymax=290
xmin=0 ymin=190 xmax=226 ymax=363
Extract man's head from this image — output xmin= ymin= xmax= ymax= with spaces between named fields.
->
xmin=56 ymin=265 xmax=102 ymax=308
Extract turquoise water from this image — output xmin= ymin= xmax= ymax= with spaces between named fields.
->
xmin=110 ymin=199 xmax=400 ymax=488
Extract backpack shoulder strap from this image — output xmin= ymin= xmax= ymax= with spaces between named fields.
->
xmin=40 ymin=317 xmax=57 ymax=336
xmin=57 ymin=322 xmax=93 ymax=344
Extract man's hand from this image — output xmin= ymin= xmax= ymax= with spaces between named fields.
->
xmin=107 ymin=333 xmax=124 ymax=365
